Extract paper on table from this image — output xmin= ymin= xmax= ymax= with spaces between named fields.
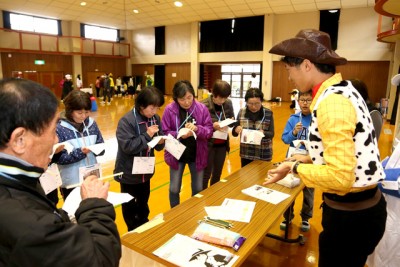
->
xmin=86 ymin=143 xmax=106 ymax=155
xmin=218 ymin=118 xmax=237 ymax=128
xmin=153 ymin=233 xmax=238 ymax=267
xmin=242 ymin=184 xmax=290 ymax=205
xmin=148 ymin=136 xmax=166 ymax=148
xmin=177 ymin=128 xmax=197 ymax=140
xmin=62 ymin=187 xmax=134 ymax=216
xmin=205 ymin=198 xmax=255 ymax=223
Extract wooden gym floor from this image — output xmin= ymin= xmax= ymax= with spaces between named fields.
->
xmin=57 ymin=94 xmax=394 ymax=267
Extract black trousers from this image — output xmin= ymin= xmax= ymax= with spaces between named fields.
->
xmin=318 ymin=195 xmax=387 ymax=267
xmin=120 ymin=181 xmax=150 ymax=231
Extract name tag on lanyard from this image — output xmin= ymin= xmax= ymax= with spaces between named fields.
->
xmin=132 ymin=157 xmax=156 ymax=174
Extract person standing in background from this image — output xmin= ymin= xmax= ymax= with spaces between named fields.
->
xmin=162 ymin=80 xmax=213 ymax=208
xmin=232 ymin=88 xmax=274 ymax=167
xmin=109 ymin=73 xmax=115 ymax=98
xmin=116 ymin=76 xmax=122 ymax=97
xmin=114 ymin=86 xmax=165 ymax=231
xmin=95 ymin=76 xmax=101 ymax=97
xmin=201 ymin=80 xmax=235 ymax=189
xmin=265 ymin=29 xmax=386 ymax=267
xmin=76 ymin=74 xmax=82 ymax=89
xmin=280 ymin=90 xmax=314 ymax=232
xmin=0 ymin=78 xmax=121 ymax=266
xmin=61 ymin=74 xmax=73 ymax=102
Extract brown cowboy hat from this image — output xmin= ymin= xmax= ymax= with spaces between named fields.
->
xmin=269 ymin=29 xmax=347 ymax=66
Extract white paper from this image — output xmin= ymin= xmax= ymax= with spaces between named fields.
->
xmin=218 ymin=118 xmax=237 ymax=128
xmin=153 ymin=233 xmax=238 ymax=267
xmin=275 ymin=173 xmax=301 ymax=188
xmin=177 ymin=128 xmax=197 ymax=140
xmin=86 ymin=143 xmax=106 ymax=155
xmin=39 ymin=163 xmax=62 ymax=194
xmin=240 ymin=129 xmax=264 ymax=145
xmin=165 ymin=134 xmax=186 ymax=160
xmin=78 ymin=163 xmax=102 ymax=186
xmin=54 ymin=141 xmax=74 ymax=154
xmin=386 ymin=142 xmax=400 ymax=169
xmin=205 ymin=198 xmax=255 ymax=223
xmin=148 ymin=136 xmax=166 ymax=148
xmin=212 ymin=130 xmax=228 ymax=140
xmin=242 ymin=184 xmax=290 ymax=205
xmin=381 ymin=180 xmax=398 ymax=190
xmin=132 ymin=157 xmax=155 ymax=174
xmin=62 ymin=187 xmax=134 ymax=216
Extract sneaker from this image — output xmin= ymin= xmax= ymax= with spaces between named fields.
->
xmin=106 ymin=102 xmax=111 ymax=105
xmin=300 ymin=220 xmax=310 ymax=232
xmin=100 ymin=101 xmax=105 ymax=104
xmin=280 ymin=219 xmax=292 ymax=231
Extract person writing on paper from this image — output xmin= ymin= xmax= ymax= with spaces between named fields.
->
xmin=0 ymin=78 xmax=121 ymax=266
xmin=114 ymin=86 xmax=165 ymax=231
xmin=202 ymin=80 xmax=235 ymax=189
xmin=232 ymin=88 xmax=274 ymax=167
xmin=265 ymin=29 xmax=386 ymax=267
xmin=55 ymin=90 xmax=105 ymax=200
xmin=162 ymin=80 xmax=213 ymax=208
xmin=280 ymin=90 xmax=314 ymax=232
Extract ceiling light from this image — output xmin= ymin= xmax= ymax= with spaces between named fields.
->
xmin=174 ymin=1 xmax=183 ymax=7
xmin=133 ymin=9 xmax=139 ymax=13
xmin=329 ymin=9 xmax=338 ymax=13
xmin=80 ymin=2 xmax=87 ymax=6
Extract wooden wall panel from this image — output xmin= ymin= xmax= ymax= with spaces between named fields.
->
xmin=1 ymin=52 xmax=73 ymax=78
xmin=271 ymin=61 xmax=389 ymax=104
xmin=1 ymin=52 xmax=72 ymax=97
xmin=165 ymin=63 xmax=191 ymax=95
xmin=82 ymin=56 xmax=126 ymax=88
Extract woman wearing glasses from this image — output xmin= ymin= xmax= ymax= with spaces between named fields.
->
xmin=114 ymin=86 xmax=165 ymax=231
xmin=232 ymin=88 xmax=274 ymax=167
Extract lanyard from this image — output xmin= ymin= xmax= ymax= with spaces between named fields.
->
xmin=176 ymin=105 xmax=196 ymax=132
xmin=73 ymin=120 xmax=91 ymax=147
xmin=215 ymin=104 xmax=226 ymax=122
xmin=246 ymin=108 xmax=266 ymax=130
xmin=133 ymin=108 xmax=155 ymax=156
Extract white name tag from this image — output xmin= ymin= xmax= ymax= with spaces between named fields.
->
xmin=212 ymin=130 xmax=228 ymax=140
xmin=132 ymin=157 xmax=156 ymax=174
xmin=240 ymin=129 xmax=264 ymax=145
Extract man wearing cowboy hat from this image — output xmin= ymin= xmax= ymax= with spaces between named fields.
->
xmin=264 ymin=29 xmax=386 ymax=267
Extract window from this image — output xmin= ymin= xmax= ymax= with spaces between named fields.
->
xmin=83 ymin=24 xmax=119 ymax=42
xmin=9 ymin=13 xmax=59 ymax=35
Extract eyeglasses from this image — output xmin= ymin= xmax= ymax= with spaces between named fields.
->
xmin=247 ymin=102 xmax=262 ymax=107
xmin=299 ymin=99 xmax=312 ymax=104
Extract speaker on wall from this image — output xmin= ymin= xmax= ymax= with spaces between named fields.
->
xmin=319 ymin=9 xmax=341 ymax=50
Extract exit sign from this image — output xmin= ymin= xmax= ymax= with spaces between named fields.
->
xmin=34 ymin=60 xmax=45 ymax=65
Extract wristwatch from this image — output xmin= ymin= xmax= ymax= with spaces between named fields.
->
xmin=292 ymin=161 xmax=301 ymax=174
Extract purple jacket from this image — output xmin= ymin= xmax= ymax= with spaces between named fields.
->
xmin=161 ymin=100 xmax=213 ymax=171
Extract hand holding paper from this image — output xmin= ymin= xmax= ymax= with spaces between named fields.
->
xmin=177 ymin=128 xmax=197 ymax=140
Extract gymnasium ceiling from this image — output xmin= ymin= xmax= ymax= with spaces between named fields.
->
xmin=0 ymin=0 xmax=376 ymax=31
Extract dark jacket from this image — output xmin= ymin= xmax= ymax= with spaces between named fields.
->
xmin=201 ymin=96 xmax=235 ymax=152
xmin=0 ymin=156 xmax=121 ymax=267
xmin=114 ymin=108 xmax=164 ymax=184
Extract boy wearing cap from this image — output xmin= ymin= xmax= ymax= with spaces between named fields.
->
xmin=265 ymin=29 xmax=386 ymax=267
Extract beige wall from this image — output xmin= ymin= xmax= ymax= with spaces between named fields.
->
xmin=129 ymin=7 xmax=394 ymax=100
